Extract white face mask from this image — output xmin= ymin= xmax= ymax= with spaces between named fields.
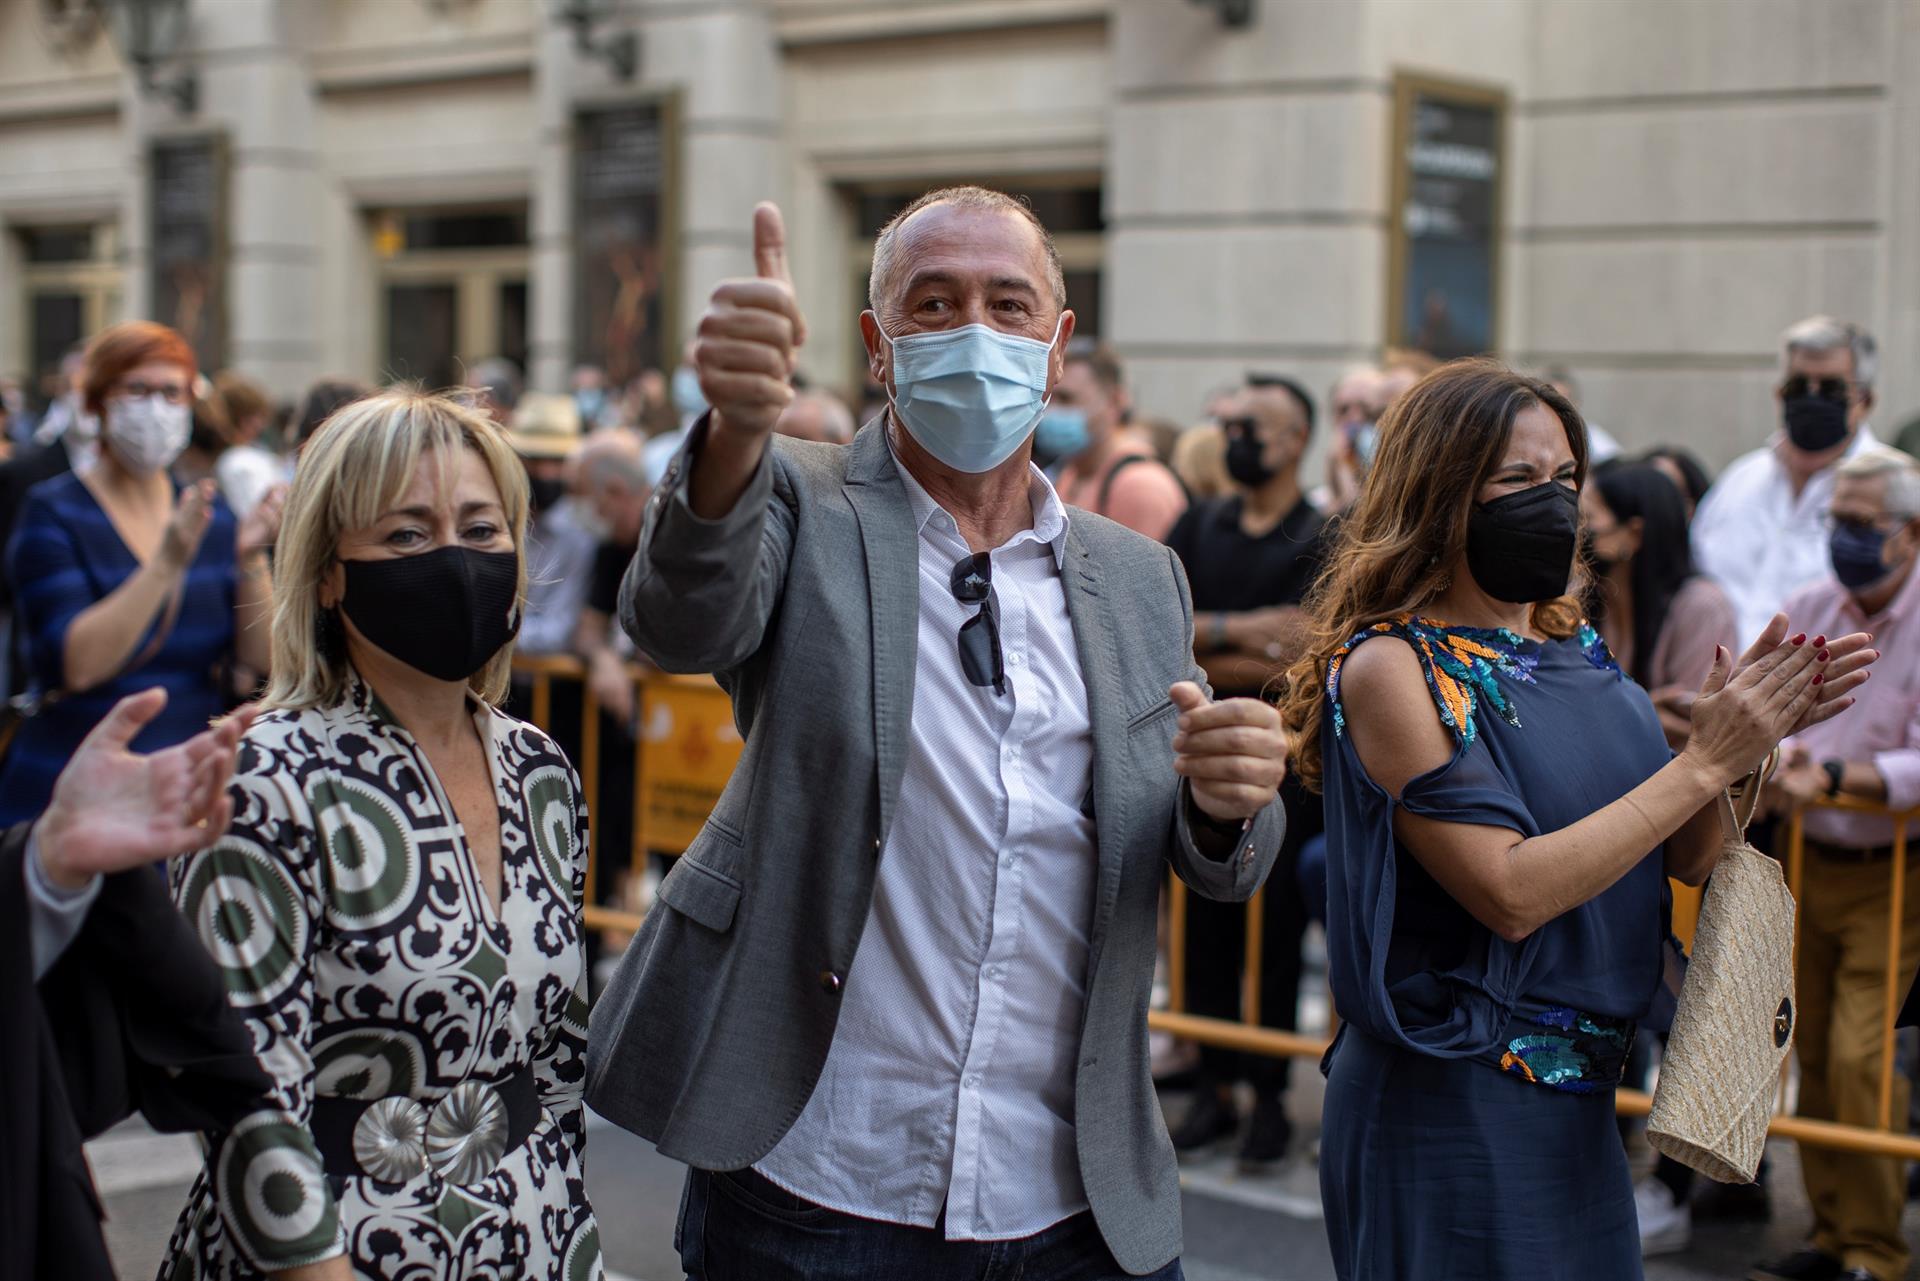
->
xmin=105 ymin=394 xmax=191 ymax=474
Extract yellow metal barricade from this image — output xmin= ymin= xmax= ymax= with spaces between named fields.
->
xmin=512 ymin=658 xmax=1920 ymax=1163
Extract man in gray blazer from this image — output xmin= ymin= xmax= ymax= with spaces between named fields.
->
xmin=587 ymin=187 xmax=1289 ymax=1281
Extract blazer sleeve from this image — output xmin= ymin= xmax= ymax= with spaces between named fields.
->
xmin=1161 ymin=545 xmax=1285 ymax=902
xmin=618 ymin=414 xmax=798 ymax=674
xmin=171 ymin=745 xmax=346 ymax=1273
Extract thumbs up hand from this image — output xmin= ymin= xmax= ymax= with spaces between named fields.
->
xmin=1169 ymin=681 xmax=1290 ymax=823
xmin=694 ymin=202 xmax=810 ymax=439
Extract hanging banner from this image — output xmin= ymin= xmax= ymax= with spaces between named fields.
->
xmin=1387 ymin=75 xmax=1506 ymax=360
xmin=149 ymin=134 xmax=228 ymax=370
xmin=574 ymin=98 xmax=679 ymax=385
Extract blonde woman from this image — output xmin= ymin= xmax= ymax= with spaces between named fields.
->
xmin=162 ymin=390 xmax=601 ymax=1281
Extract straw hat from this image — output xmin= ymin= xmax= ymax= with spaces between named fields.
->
xmin=509 ymin=393 xmax=583 ymax=459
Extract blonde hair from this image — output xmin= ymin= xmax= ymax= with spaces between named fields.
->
xmin=264 ymin=388 xmax=530 ymax=711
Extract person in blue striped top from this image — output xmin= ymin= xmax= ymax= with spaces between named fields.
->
xmin=0 ymin=322 xmax=281 ymax=825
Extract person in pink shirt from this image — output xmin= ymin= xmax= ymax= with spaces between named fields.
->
xmin=1755 ymin=446 xmax=1918 ymax=1281
xmin=1046 ymin=342 xmax=1187 ymax=541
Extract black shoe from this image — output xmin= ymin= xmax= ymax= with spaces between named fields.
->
xmin=1747 ymin=1248 xmax=1843 ymax=1281
xmin=1237 ymin=1093 xmax=1292 ymax=1170
xmin=1169 ymin=1089 xmax=1238 ymax=1153
xmin=1697 ymin=1177 xmax=1772 ymax=1222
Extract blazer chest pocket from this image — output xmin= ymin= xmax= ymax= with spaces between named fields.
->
xmin=656 ymin=823 xmax=744 ymax=934
xmin=1126 ymin=697 xmax=1177 ymax=733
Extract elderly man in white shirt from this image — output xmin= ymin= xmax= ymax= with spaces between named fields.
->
xmin=1694 ymin=316 xmax=1881 ymax=647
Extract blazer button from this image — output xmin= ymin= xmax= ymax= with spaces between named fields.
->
xmin=820 ymin=970 xmax=844 ymax=995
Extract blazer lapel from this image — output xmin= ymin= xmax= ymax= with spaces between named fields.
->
xmin=1061 ymin=523 xmax=1128 ymax=976
xmin=844 ymin=423 xmax=920 ymax=846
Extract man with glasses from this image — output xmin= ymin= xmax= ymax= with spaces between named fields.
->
xmin=1747 ymin=447 xmax=1920 ymax=1281
xmin=589 ymin=188 xmax=1288 ymax=1281
xmin=1694 ymin=315 xmax=1881 ymax=648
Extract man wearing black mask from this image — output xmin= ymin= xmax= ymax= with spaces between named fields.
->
xmin=1162 ymin=375 xmax=1328 ymax=1170
xmin=1694 ymin=316 xmax=1880 ymax=649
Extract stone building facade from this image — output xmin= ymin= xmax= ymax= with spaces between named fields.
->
xmin=2 ymin=0 xmax=1916 ymax=465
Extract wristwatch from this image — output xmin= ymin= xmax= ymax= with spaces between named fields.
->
xmin=1209 ymin=612 xmax=1230 ymax=653
xmin=1821 ymin=758 xmax=1846 ymax=798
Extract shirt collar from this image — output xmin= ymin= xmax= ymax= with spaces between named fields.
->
xmin=888 ymin=426 xmax=1071 ymax=569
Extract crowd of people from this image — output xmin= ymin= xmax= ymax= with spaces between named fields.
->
xmin=0 ymin=183 xmax=1918 ymax=1281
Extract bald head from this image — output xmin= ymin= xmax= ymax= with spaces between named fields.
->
xmin=868 ymin=186 xmax=1065 ymax=318
xmin=776 ymin=390 xmax=856 ymax=445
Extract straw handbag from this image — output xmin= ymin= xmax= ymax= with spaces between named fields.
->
xmin=1648 ymin=756 xmax=1796 ymax=1183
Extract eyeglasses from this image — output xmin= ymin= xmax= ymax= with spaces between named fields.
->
xmin=1825 ymin=513 xmax=1908 ymax=537
xmin=1779 ymin=375 xmax=1854 ymax=406
xmin=113 ymin=380 xmax=191 ymax=405
xmin=949 ymin=551 xmax=1006 ymax=696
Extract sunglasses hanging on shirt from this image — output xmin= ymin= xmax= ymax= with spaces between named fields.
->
xmin=948 ymin=552 xmax=1006 ymax=697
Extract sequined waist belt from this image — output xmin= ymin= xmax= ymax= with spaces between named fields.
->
xmin=310 ymin=1068 xmax=538 ymax=1184
xmin=1475 ymin=1004 xmax=1637 ymax=1095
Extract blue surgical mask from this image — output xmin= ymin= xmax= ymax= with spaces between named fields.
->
xmin=1352 ymin=421 xmax=1379 ymax=469
xmin=879 ymin=317 xmax=1062 ymax=474
xmin=1831 ymin=519 xmax=1896 ymax=591
xmin=575 ymin=387 xmax=608 ymax=426
xmin=1033 ymin=407 xmax=1089 ymax=468
xmin=671 ymin=365 xmax=708 ymax=420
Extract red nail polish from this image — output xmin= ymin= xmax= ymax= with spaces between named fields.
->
xmin=1791 ymin=634 xmax=1807 ymax=646
xmin=1817 ymin=649 xmax=1830 ymax=661
xmin=1813 ymin=675 xmax=1824 ymax=685
xmin=1813 ymin=635 xmax=1827 ymax=647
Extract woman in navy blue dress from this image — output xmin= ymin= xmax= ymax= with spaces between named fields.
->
xmin=0 ymin=322 xmax=281 ymax=824
xmin=1279 ymin=360 xmax=1878 ymax=1280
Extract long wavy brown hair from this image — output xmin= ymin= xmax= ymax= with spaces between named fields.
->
xmin=1280 ymin=359 xmax=1589 ymax=791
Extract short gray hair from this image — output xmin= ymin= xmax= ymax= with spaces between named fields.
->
xmin=1782 ymin=315 xmax=1878 ymax=391
xmin=868 ymin=186 xmax=1066 ymax=315
xmin=1836 ymin=446 xmax=1920 ymax=516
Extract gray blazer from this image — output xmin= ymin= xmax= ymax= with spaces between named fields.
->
xmin=585 ymin=419 xmax=1284 ymax=1275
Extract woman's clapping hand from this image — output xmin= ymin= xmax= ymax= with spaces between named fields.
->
xmin=1681 ymin=614 xmax=1877 ymax=791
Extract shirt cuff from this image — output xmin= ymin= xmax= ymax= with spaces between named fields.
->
xmin=1873 ymin=748 xmax=1920 ymax=814
xmin=24 ymin=826 xmax=100 ymax=981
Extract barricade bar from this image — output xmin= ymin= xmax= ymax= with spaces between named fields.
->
xmin=509 ymin=652 xmax=1920 ymax=1164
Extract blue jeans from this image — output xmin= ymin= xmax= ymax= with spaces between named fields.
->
xmin=676 ymin=1166 xmax=1186 ymax=1281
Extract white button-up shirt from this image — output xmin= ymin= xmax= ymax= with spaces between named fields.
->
xmin=757 ymin=448 xmax=1098 ymax=1241
xmin=1692 ymin=426 xmax=1878 ymax=648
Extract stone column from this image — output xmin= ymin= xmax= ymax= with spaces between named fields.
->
xmin=145 ymin=0 xmax=325 ymax=397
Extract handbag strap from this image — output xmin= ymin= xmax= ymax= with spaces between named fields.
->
xmin=1721 ymin=746 xmax=1782 ymax=838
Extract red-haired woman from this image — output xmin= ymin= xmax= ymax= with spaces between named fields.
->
xmin=0 ymin=322 xmax=281 ymax=823
xmin=1279 ymin=359 xmax=1877 ymax=1278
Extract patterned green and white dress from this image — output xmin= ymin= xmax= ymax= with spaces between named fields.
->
xmin=162 ymin=678 xmax=602 ymax=1281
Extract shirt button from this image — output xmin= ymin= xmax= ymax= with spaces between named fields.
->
xmin=989 ymin=966 xmax=1004 ymax=981
xmin=1008 ymin=652 xmax=1023 ymax=666
xmin=966 ymin=1076 xmax=980 ymax=1090
xmin=819 ymin=971 xmax=843 ymax=994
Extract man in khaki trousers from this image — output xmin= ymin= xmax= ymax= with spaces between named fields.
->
xmin=1754 ymin=447 xmax=1920 ymax=1281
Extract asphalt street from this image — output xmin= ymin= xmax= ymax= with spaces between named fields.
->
xmin=92 ymin=1100 xmax=1920 ymax=1280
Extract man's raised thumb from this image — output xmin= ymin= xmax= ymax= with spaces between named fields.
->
xmin=753 ymin=202 xmax=791 ymax=285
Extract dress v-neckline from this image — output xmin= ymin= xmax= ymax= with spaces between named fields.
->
xmin=76 ymin=470 xmax=176 ymax=570
xmin=362 ymin=681 xmax=510 ymax=925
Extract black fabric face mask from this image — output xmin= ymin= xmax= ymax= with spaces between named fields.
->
xmin=1226 ymin=433 xmax=1278 ymax=489
xmin=1466 ymin=482 xmax=1581 ymax=604
xmin=526 ymin=474 xmax=566 ymax=513
xmin=1783 ymin=394 xmax=1850 ymax=454
xmin=341 ymin=546 xmax=521 ymax=683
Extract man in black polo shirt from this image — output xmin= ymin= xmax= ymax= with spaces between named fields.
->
xmin=1163 ymin=374 xmax=1327 ymax=1170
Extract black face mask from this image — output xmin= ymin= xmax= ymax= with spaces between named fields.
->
xmin=341 ymin=547 xmax=521 ymax=683
xmin=526 ymin=474 xmax=566 ymax=513
xmin=1466 ymin=482 xmax=1581 ymax=604
xmin=1226 ymin=433 xmax=1278 ymax=489
xmin=1783 ymin=394 xmax=1850 ymax=454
